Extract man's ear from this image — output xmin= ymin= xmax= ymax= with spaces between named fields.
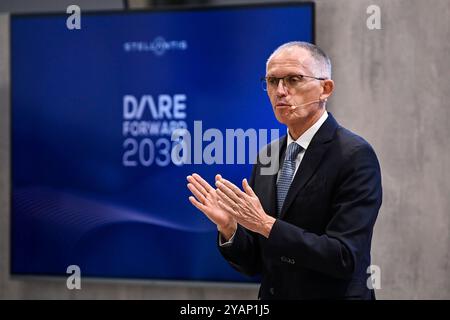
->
xmin=320 ymin=79 xmax=334 ymax=101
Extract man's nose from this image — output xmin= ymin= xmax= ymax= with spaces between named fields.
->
xmin=276 ymin=79 xmax=288 ymax=96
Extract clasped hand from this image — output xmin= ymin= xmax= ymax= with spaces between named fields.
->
xmin=187 ymin=173 xmax=275 ymax=238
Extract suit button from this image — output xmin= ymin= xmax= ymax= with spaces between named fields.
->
xmin=281 ymin=256 xmax=295 ymax=264
xmin=269 ymin=287 xmax=275 ymax=295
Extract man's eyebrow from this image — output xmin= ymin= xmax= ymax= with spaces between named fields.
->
xmin=265 ymin=73 xmax=304 ymax=77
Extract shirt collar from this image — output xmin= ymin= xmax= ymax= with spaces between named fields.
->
xmin=287 ymin=110 xmax=329 ymax=150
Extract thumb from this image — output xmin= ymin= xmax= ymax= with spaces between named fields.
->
xmin=242 ymin=178 xmax=256 ymax=197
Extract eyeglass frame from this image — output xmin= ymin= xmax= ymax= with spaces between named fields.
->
xmin=260 ymin=74 xmax=327 ymax=91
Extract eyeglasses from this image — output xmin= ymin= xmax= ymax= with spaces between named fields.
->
xmin=260 ymin=74 xmax=326 ymax=91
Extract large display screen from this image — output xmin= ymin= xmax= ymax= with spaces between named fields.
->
xmin=11 ymin=3 xmax=314 ymax=282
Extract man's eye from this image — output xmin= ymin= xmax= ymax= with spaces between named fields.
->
xmin=287 ymin=76 xmax=302 ymax=83
xmin=267 ymin=78 xmax=278 ymax=85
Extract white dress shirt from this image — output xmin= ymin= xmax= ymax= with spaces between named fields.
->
xmin=277 ymin=110 xmax=328 ymax=183
xmin=219 ymin=111 xmax=329 ymax=246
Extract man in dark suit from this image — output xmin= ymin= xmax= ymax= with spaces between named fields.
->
xmin=186 ymin=42 xmax=382 ymax=299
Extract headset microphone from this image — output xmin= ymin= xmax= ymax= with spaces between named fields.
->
xmin=289 ymin=99 xmax=322 ymax=110
xmin=276 ymin=99 xmax=324 ymax=110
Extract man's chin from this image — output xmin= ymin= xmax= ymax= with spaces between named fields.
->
xmin=274 ymin=109 xmax=309 ymax=126
xmin=274 ymin=111 xmax=292 ymax=125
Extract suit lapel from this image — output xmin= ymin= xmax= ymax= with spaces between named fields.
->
xmin=259 ymin=135 xmax=287 ymax=218
xmin=278 ymin=113 xmax=339 ymax=219
xmin=270 ymin=136 xmax=287 ymax=217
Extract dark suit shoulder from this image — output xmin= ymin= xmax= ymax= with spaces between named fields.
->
xmin=334 ymin=125 xmax=377 ymax=159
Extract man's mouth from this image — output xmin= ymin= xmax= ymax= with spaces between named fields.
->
xmin=275 ymin=103 xmax=291 ymax=109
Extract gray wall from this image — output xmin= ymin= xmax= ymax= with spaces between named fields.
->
xmin=314 ymin=0 xmax=450 ymax=300
xmin=1 ymin=0 xmax=449 ymax=299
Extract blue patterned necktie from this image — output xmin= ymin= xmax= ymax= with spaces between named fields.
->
xmin=277 ymin=142 xmax=303 ymax=216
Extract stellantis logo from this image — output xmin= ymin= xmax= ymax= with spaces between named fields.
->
xmin=123 ymin=37 xmax=188 ymax=56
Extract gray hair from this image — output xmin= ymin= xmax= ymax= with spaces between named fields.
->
xmin=266 ymin=41 xmax=332 ymax=79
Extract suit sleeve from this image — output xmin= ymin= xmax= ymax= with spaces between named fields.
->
xmin=266 ymin=143 xmax=382 ymax=279
xmin=217 ymin=163 xmax=262 ymax=277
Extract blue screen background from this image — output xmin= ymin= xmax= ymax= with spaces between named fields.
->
xmin=11 ymin=4 xmax=313 ymax=282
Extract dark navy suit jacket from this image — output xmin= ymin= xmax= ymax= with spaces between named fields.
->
xmin=218 ymin=113 xmax=382 ymax=299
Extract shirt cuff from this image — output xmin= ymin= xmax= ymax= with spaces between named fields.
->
xmin=218 ymin=228 xmax=236 ymax=247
